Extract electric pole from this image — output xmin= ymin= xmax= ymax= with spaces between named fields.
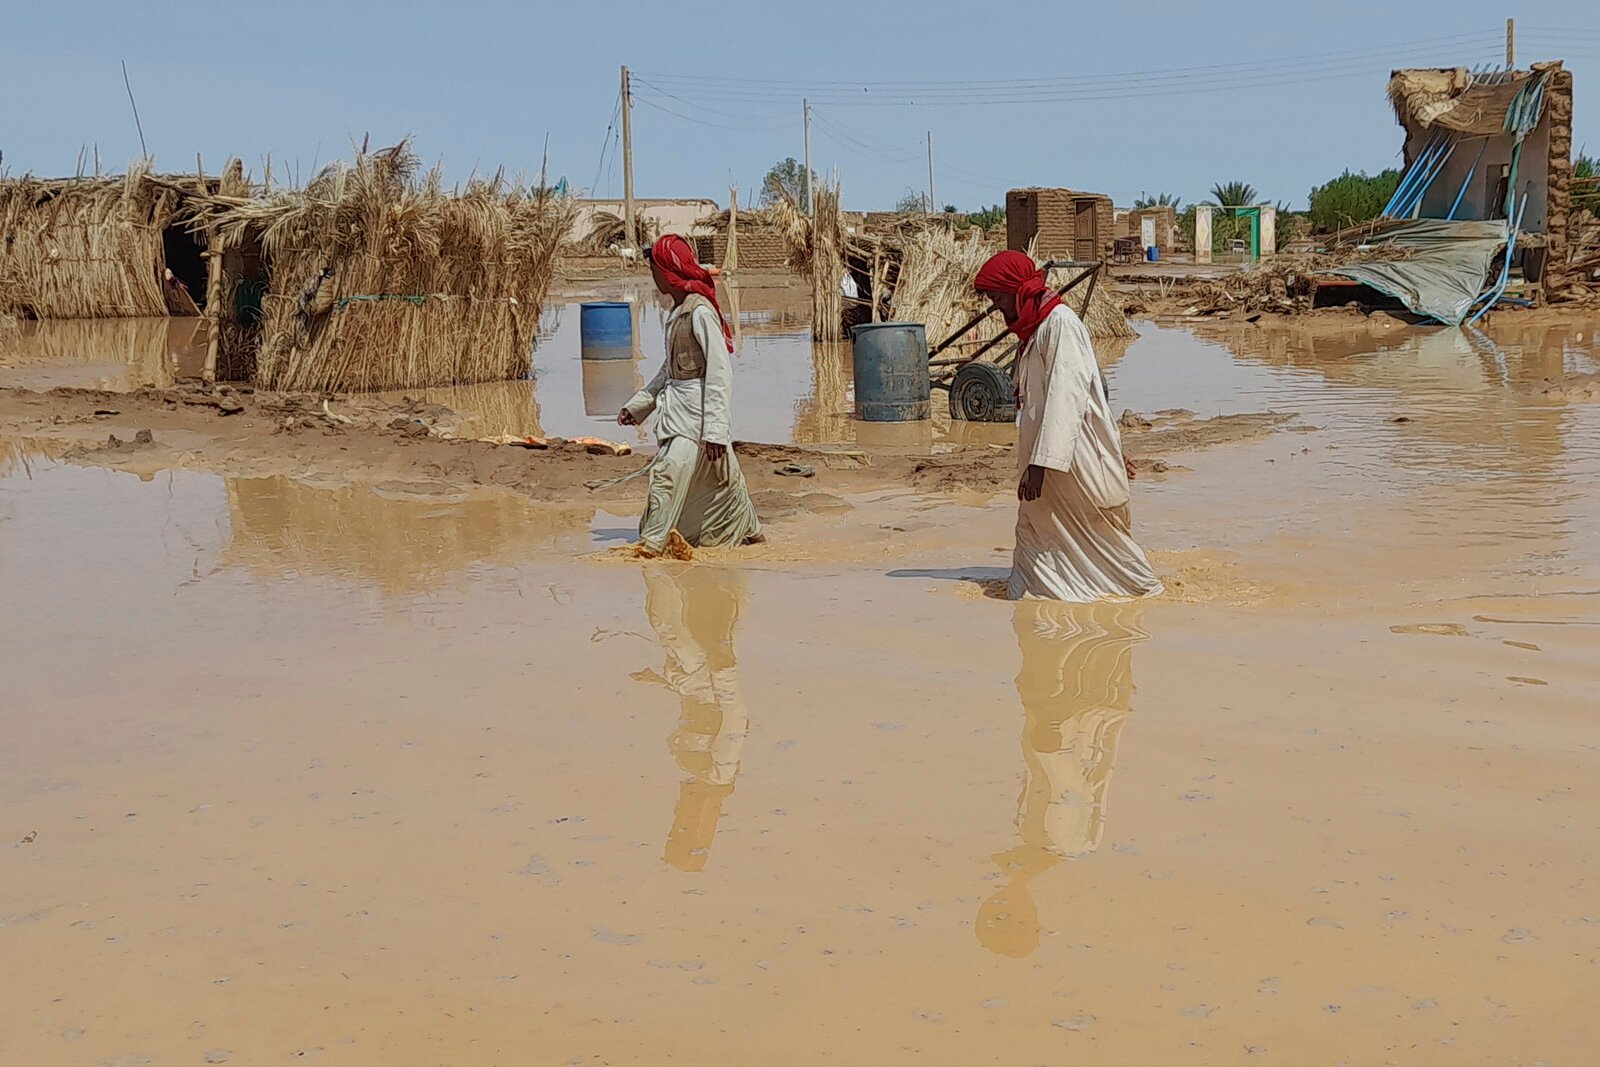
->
xmin=621 ymin=65 xmax=637 ymax=251
xmin=803 ymin=98 xmax=813 ymax=215
xmin=1505 ymin=17 xmax=1515 ymax=67
xmin=926 ymin=130 xmax=937 ymax=215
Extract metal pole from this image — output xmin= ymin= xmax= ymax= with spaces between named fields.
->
xmin=1506 ymin=17 xmax=1515 ymax=68
xmin=926 ymin=130 xmax=936 ymax=214
xmin=621 ymin=65 xmax=637 ymax=251
xmin=802 ymin=98 xmax=813 ymax=215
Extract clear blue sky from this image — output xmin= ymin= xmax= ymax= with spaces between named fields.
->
xmin=5 ymin=1 xmax=1597 ymax=211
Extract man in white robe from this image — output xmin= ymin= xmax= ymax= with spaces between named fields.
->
xmin=619 ymin=235 xmax=763 ymax=554
xmin=974 ymin=252 xmax=1162 ymax=602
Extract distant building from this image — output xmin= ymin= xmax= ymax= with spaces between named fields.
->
xmin=1005 ymin=188 xmax=1116 ymax=263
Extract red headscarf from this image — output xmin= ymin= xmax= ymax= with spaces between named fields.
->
xmin=650 ymin=234 xmax=733 ymax=352
xmin=973 ymin=251 xmax=1061 ymax=350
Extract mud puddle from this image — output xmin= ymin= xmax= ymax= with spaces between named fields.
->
xmin=4 ymin=318 xmax=1600 ymax=1064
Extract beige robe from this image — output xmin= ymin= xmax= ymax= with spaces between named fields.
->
xmin=1009 ymin=305 xmax=1162 ymax=602
xmin=624 ymin=296 xmax=762 ymax=551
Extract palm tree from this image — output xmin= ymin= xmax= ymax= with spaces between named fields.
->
xmin=1208 ymin=181 xmax=1258 ymax=208
xmin=1133 ymin=191 xmax=1182 ymax=211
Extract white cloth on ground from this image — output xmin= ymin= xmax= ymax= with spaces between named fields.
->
xmin=1009 ymin=305 xmax=1163 ymax=602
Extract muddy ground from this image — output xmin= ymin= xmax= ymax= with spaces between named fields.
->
xmin=4 ymin=311 xmax=1600 ymax=1066
xmin=0 ymin=383 xmax=1293 ymax=510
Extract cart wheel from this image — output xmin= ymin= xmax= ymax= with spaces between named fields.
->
xmin=949 ymin=362 xmax=1016 ymax=422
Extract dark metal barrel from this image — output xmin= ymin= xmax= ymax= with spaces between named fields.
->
xmin=849 ymin=322 xmax=930 ymax=422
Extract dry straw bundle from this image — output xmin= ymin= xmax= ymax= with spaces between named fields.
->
xmin=193 ymin=142 xmax=575 ymax=392
xmin=770 ymin=183 xmax=846 ymax=340
xmin=0 ymin=163 xmax=182 ymax=319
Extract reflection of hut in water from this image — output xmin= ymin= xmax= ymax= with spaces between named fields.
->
xmin=0 ymin=164 xmax=215 ymax=320
xmin=222 ymin=476 xmax=591 ymax=594
xmin=1208 ymin=321 xmax=1572 ymax=476
xmin=792 ymin=341 xmax=853 ymax=446
xmin=384 ymin=380 xmax=546 ymax=440
xmin=0 ymin=317 xmax=207 ymax=390
xmin=978 ymin=601 xmax=1146 ymax=959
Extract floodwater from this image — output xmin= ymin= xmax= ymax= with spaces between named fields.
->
xmin=4 ymin=319 xmax=1600 ymax=1064
xmin=0 ymin=317 xmax=208 ymax=391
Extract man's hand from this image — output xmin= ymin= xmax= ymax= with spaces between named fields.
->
xmin=703 ymin=441 xmax=728 ymax=463
xmin=617 ymin=408 xmax=637 ymax=427
xmin=1124 ymin=454 xmax=1137 ymax=480
xmin=1018 ymin=464 xmax=1045 ymax=502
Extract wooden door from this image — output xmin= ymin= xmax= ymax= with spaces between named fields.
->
xmin=1074 ymin=199 xmax=1098 ymax=261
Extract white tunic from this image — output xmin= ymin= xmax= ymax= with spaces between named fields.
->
xmin=624 ymin=301 xmax=732 ymax=445
xmin=1010 ymin=305 xmax=1163 ymax=602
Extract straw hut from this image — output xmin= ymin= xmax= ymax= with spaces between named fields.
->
xmin=0 ymin=163 xmax=215 ymax=320
xmin=191 ymin=143 xmax=575 ymax=392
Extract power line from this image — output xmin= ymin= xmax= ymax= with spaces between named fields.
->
xmin=590 ymin=89 xmax=620 ymax=195
xmin=635 ymin=35 xmax=1502 ymax=105
xmin=631 ymin=78 xmax=790 ymax=125
xmin=636 ymin=31 xmax=1502 ymax=92
xmin=640 ymin=51 xmax=1505 ymax=107
xmin=630 ymin=91 xmax=793 ymax=133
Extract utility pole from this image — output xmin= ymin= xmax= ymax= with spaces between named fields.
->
xmin=1505 ymin=17 xmax=1515 ymax=68
xmin=926 ymin=130 xmax=936 ymax=215
xmin=621 ymin=65 xmax=637 ymax=251
xmin=802 ymin=98 xmax=813 ymax=215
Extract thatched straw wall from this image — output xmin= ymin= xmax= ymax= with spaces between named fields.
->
xmin=193 ymin=144 xmax=576 ymax=392
xmin=0 ymin=164 xmax=185 ymax=319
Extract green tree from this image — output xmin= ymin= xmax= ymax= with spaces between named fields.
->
xmin=1133 ymin=191 xmax=1182 ymax=211
xmin=1208 ymin=181 xmax=1259 ymax=208
xmin=1575 ymin=152 xmax=1600 ymax=219
xmin=1307 ymin=168 xmax=1402 ymax=232
xmin=760 ymin=157 xmax=818 ymax=207
xmin=963 ymin=203 xmax=1005 ymax=230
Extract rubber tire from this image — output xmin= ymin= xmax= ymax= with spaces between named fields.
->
xmin=948 ymin=362 xmax=1017 ymax=422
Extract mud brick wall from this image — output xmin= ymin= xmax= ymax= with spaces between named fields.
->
xmin=1006 ymin=188 xmax=1115 ymax=261
xmin=698 ymin=229 xmax=793 ymax=271
xmin=1126 ymin=207 xmax=1177 ymax=251
xmin=1544 ymin=66 xmax=1574 ymax=296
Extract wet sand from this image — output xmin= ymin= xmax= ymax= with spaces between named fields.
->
xmin=3 ymin=314 xmax=1599 ymax=1065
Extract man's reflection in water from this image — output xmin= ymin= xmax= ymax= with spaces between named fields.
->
xmin=633 ymin=564 xmax=749 ymax=872
xmin=977 ymin=601 xmax=1149 ymax=958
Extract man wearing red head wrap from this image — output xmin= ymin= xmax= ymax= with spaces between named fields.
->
xmin=974 ymin=252 xmax=1161 ymax=601
xmin=619 ymin=235 xmax=762 ymax=555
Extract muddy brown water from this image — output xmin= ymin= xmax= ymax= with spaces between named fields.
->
xmin=3 ymin=315 xmax=1600 ymax=1064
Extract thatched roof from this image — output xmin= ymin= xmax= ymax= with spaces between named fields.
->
xmin=1388 ymin=63 xmax=1561 ymax=136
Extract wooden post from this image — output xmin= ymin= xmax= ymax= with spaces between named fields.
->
xmin=621 ymin=65 xmax=637 ymax=252
xmin=870 ymin=248 xmax=882 ymax=322
xmin=1506 ymin=17 xmax=1515 ymax=68
xmin=803 ymin=99 xmax=813 ymax=215
xmin=726 ymin=186 xmax=741 ymax=349
xmin=202 ymin=234 xmax=223 ymax=383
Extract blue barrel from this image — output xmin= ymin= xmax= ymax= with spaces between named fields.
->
xmin=1146 ymin=246 xmax=1160 ymax=262
xmin=850 ymin=322 xmax=930 ymax=422
xmin=580 ymin=301 xmax=633 ymax=360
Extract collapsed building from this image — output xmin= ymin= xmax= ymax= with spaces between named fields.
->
xmin=1316 ymin=61 xmax=1580 ymax=322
